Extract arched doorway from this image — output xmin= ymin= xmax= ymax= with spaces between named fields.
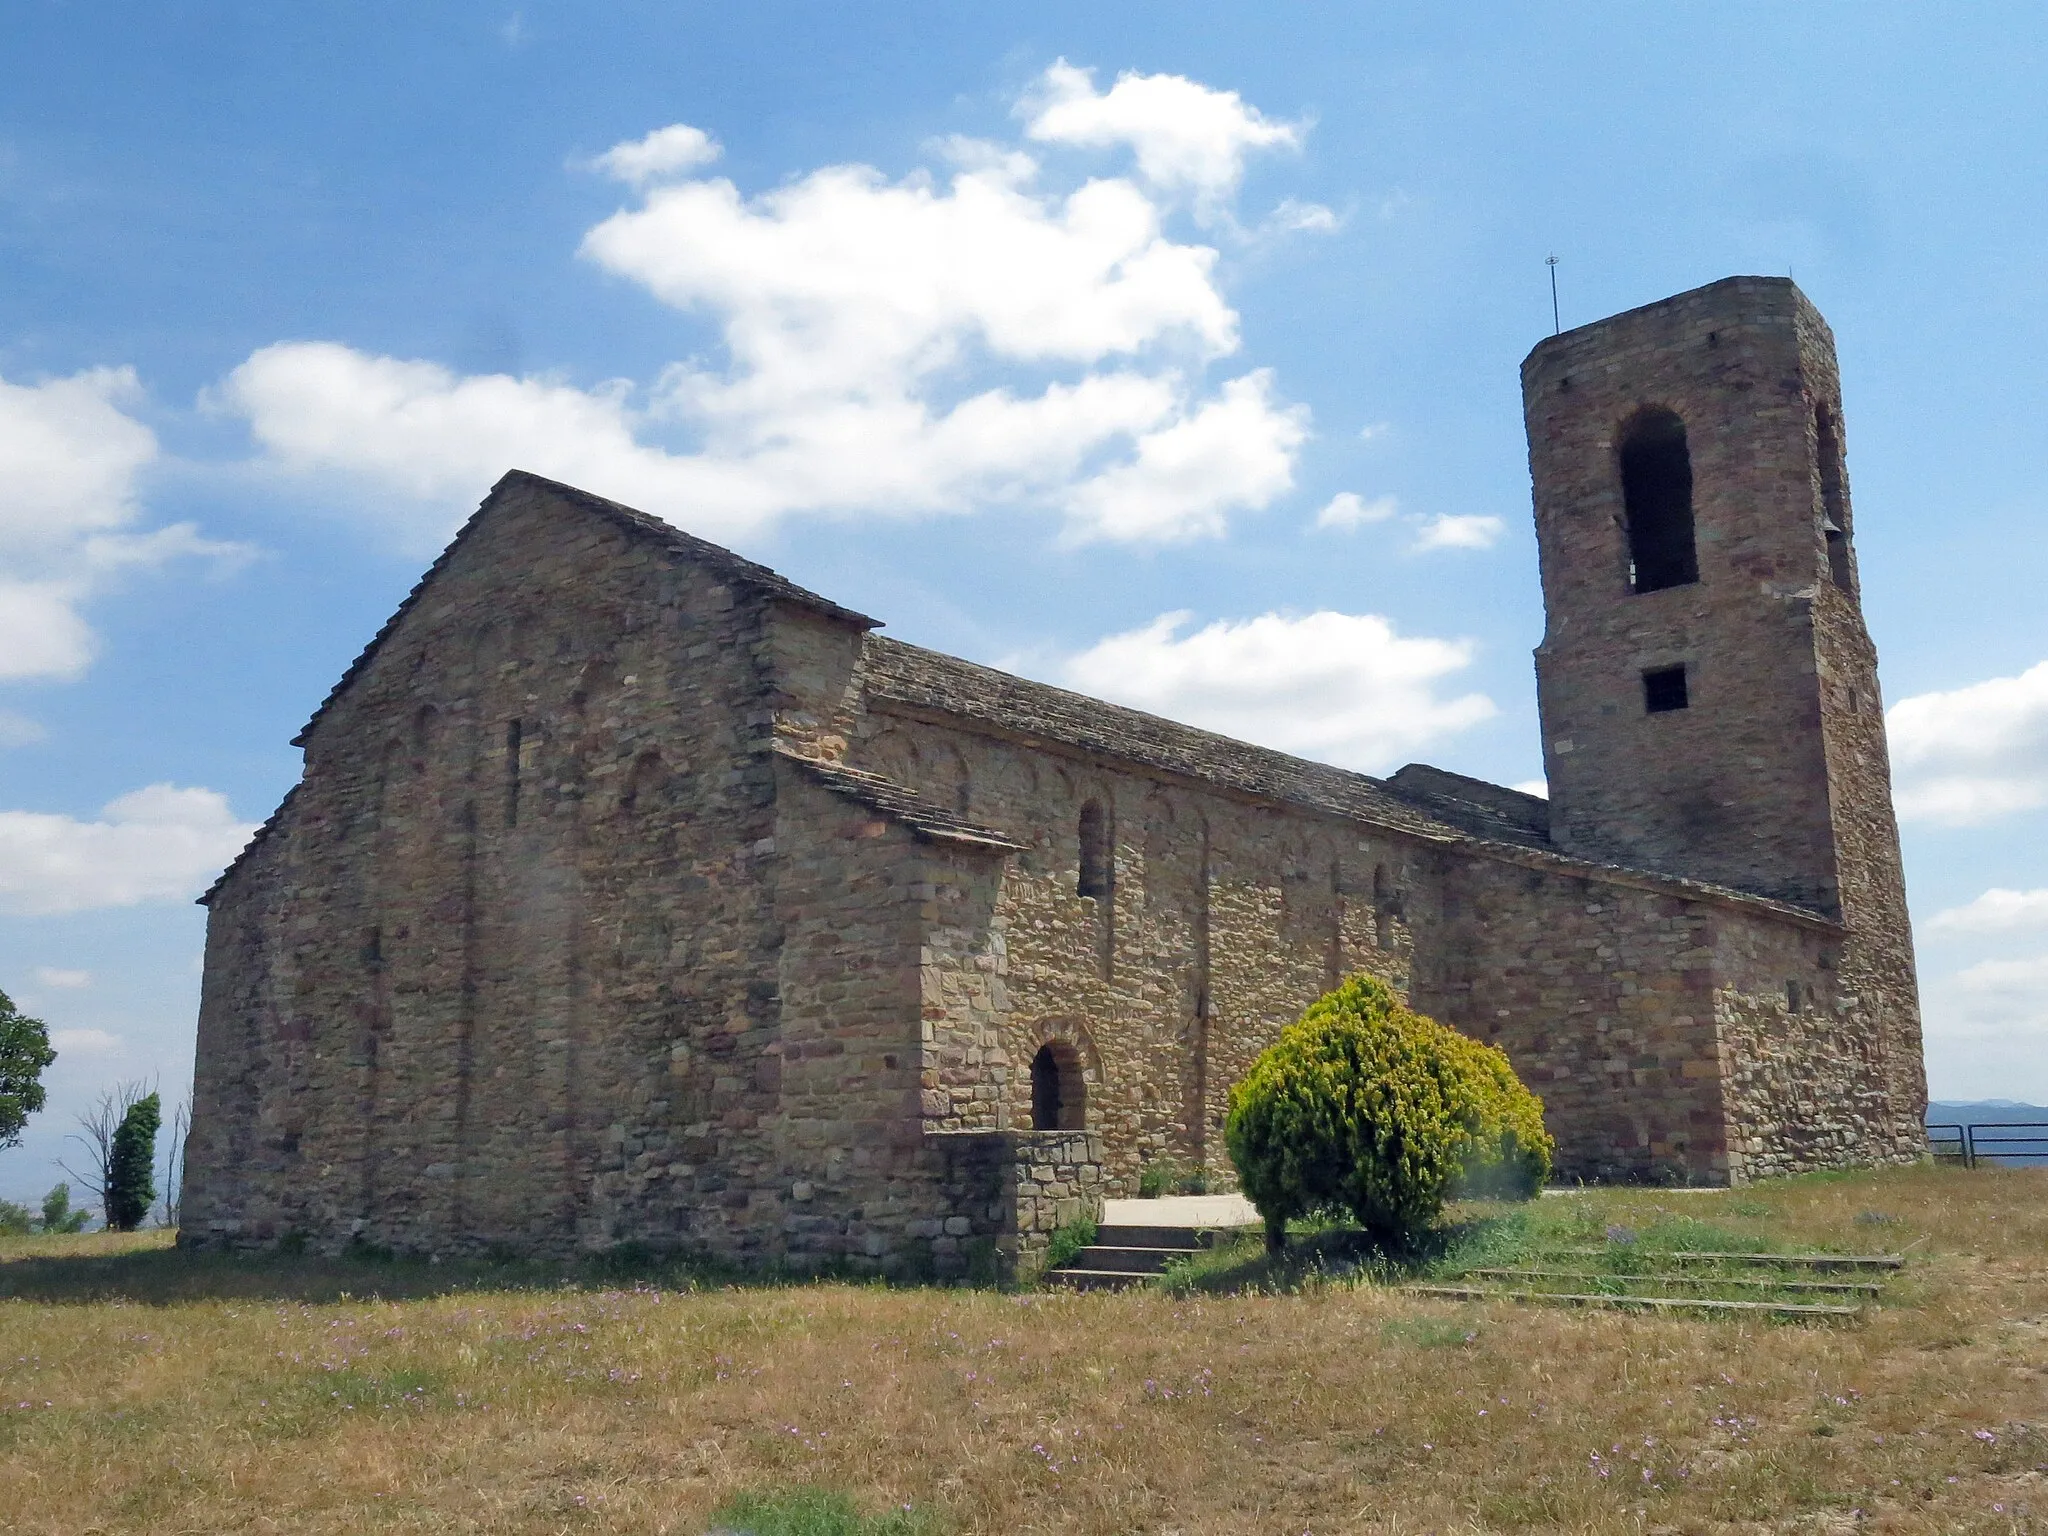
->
xmin=1030 ymin=1041 xmax=1086 ymax=1131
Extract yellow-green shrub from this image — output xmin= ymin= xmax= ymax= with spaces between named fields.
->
xmin=1224 ymin=975 xmax=1554 ymax=1249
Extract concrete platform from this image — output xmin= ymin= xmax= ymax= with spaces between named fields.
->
xmin=1101 ymin=1193 xmax=1261 ymax=1228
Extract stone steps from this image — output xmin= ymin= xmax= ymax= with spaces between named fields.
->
xmin=1046 ymin=1221 xmax=1234 ymax=1291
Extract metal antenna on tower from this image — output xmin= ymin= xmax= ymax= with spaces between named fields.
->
xmin=1546 ymin=255 xmax=1560 ymax=335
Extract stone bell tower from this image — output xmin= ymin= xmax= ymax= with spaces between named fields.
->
xmin=1521 ymin=276 xmax=1925 ymax=1139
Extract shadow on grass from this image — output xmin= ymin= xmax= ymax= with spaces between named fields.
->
xmin=1156 ymin=1207 xmax=1540 ymax=1296
xmin=1152 ymin=1196 xmax=1819 ymax=1296
xmin=0 ymin=1233 xmax=942 ymax=1308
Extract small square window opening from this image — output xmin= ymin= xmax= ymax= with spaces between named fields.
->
xmin=1643 ymin=665 xmax=1689 ymax=714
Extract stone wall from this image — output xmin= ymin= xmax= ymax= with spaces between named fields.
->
xmin=1809 ymin=584 xmax=1928 ymax=1157
xmin=1418 ymin=851 xmax=1728 ymax=1183
xmin=183 ymin=477 xmax=1106 ymax=1281
xmin=847 ymin=693 xmax=1416 ymax=1194
xmin=186 ymin=479 xmax=823 ymax=1261
xmin=928 ymin=1129 xmax=1103 ymax=1284
xmin=1524 ymin=278 xmax=1851 ymax=915
xmin=1520 ymin=274 xmax=1925 ymax=1165
xmin=766 ymin=762 xmax=929 ymax=1269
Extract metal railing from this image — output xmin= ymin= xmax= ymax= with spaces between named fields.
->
xmin=1926 ymin=1122 xmax=2048 ymax=1169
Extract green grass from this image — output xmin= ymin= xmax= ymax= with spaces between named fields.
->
xmin=1377 ymin=1316 xmax=1480 ymax=1349
xmin=1155 ymin=1174 xmax=1917 ymax=1299
xmin=1 ymin=1165 xmax=2040 ymax=1535
xmin=1041 ymin=1216 xmax=1096 ymax=1271
xmin=710 ymin=1486 xmax=940 ymax=1536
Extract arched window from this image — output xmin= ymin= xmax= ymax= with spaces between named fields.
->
xmin=1815 ymin=401 xmax=1853 ymax=592
xmin=410 ymin=703 xmax=440 ymax=767
xmin=946 ymin=747 xmax=972 ymax=815
xmin=1030 ymin=1042 xmax=1086 ymax=1131
xmin=1619 ymin=408 xmax=1698 ymax=593
xmin=503 ymin=718 xmax=524 ymax=827
xmin=1077 ymin=799 xmax=1112 ymax=899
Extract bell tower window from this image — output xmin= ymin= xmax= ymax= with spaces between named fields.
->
xmin=1815 ymin=401 xmax=1853 ymax=592
xmin=1643 ymin=665 xmax=1689 ymax=714
xmin=1620 ymin=407 xmax=1698 ymax=593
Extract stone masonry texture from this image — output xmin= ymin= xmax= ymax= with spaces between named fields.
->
xmin=181 ymin=278 xmax=1926 ymax=1279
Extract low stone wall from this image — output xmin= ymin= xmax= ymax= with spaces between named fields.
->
xmin=926 ymin=1129 xmax=1103 ymax=1285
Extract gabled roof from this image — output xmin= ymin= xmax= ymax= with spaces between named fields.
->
xmin=859 ymin=636 xmax=1464 ymax=841
xmin=289 ymin=469 xmax=876 ymax=748
xmin=1381 ymin=763 xmax=1550 ymax=848
xmin=856 ymin=636 xmax=1834 ymax=927
xmin=775 ymin=746 xmax=1029 ymax=852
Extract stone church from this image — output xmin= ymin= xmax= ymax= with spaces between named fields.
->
xmin=182 ymin=277 xmax=1926 ymax=1279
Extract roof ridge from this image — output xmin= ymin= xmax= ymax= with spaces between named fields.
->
xmin=859 ymin=634 xmax=1459 ymax=837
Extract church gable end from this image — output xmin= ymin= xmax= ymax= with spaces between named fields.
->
xmin=183 ymin=473 xmax=825 ymax=1257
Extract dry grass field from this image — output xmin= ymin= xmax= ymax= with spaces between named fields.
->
xmin=2 ymin=1164 xmax=2043 ymax=1535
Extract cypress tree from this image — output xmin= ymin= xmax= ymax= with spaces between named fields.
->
xmin=105 ymin=1092 xmax=161 ymax=1232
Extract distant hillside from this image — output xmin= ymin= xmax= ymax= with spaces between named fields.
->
xmin=1927 ymin=1101 xmax=2048 ymax=1121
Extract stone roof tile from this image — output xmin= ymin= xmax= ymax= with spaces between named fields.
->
xmin=859 ymin=636 xmax=1466 ymax=841
xmin=776 ymin=747 xmax=1029 ymax=852
xmin=857 ymin=636 xmax=1834 ymax=927
xmin=197 ymin=784 xmax=297 ymax=906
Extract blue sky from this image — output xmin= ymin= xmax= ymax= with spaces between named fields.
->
xmin=4 ymin=3 xmax=2046 ymax=1199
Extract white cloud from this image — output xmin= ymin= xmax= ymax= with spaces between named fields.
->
xmin=1888 ymin=660 xmax=2048 ymax=825
xmin=0 ymin=367 xmax=244 ymax=682
xmin=1020 ymin=60 xmax=1303 ymax=208
xmin=1412 ymin=513 xmax=1505 ymax=552
xmin=1511 ymin=778 xmax=1549 ymax=799
xmin=223 ymin=87 xmax=1319 ymax=548
xmin=1047 ymin=609 xmax=1496 ymax=773
xmin=50 ymin=1028 xmax=122 ymax=1056
xmin=220 ymin=345 xmax=678 ymax=528
xmin=589 ymin=123 xmax=720 ymax=185
xmin=1949 ymin=954 xmax=2048 ymax=1013
xmin=581 ymin=150 xmax=1236 ymax=382
xmin=0 ymin=366 xmax=155 ymax=555
xmin=0 ymin=580 xmax=96 ymax=682
xmin=1061 ymin=371 xmax=1305 ymax=544
xmin=1918 ymin=954 xmax=2048 ymax=1102
xmin=0 ymin=709 xmax=46 ymax=748
xmin=33 ymin=967 xmax=91 ymax=989
xmin=1314 ymin=494 xmax=1506 ymax=552
xmin=1315 ymin=491 xmax=1398 ymax=531
xmin=1928 ymin=887 xmax=2048 ymax=934
xmin=1264 ymin=198 xmax=1338 ymax=234
xmin=0 ymin=785 xmax=257 ymax=917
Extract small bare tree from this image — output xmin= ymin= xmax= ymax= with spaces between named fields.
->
xmin=160 ymin=1098 xmax=190 ymax=1228
xmin=60 ymin=1077 xmax=155 ymax=1228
